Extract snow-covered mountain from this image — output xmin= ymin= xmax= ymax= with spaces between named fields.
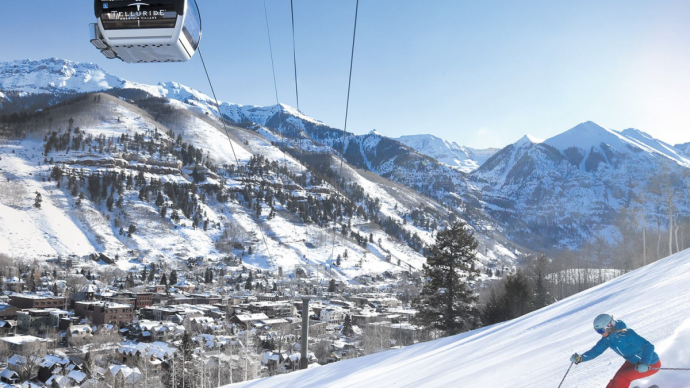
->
xmin=396 ymin=134 xmax=499 ymax=173
xmin=672 ymin=142 xmax=690 ymax=160
xmin=227 ymin=247 xmax=690 ymax=388
xmin=472 ymin=121 xmax=690 ymax=249
xmin=4 ymin=58 xmax=690 ymax=258
xmin=0 ymin=59 xmax=519 ymax=275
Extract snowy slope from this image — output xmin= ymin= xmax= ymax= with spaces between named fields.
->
xmin=227 ymin=249 xmax=690 ymax=388
xmin=396 ymin=134 xmax=499 ymax=173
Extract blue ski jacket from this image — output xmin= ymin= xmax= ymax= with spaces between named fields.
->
xmin=581 ymin=320 xmax=659 ymax=365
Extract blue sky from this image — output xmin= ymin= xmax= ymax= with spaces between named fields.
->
xmin=1 ymin=1 xmax=689 ymax=149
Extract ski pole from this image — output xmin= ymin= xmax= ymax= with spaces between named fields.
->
xmin=649 ymin=367 xmax=690 ymax=371
xmin=557 ymin=362 xmax=574 ymax=388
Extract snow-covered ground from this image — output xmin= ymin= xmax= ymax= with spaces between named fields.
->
xmin=225 ymin=248 xmax=690 ymax=388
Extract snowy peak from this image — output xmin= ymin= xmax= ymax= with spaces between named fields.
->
xmin=514 ymin=134 xmax=543 ymax=147
xmin=0 ymin=58 xmax=127 ymax=94
xmin=543 ymin=121 xmax=630 ymax=152
xmin=396 ymin=134 xmax=497 ymax=173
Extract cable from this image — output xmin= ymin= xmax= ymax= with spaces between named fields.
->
xmin=264 ymin=0 xmax=300 ymax=247
xmin=290 ymin=0 xmax=311 ymax=244
xmin=197 ymin=46 xmax=275 ymax=271
xmin=263 ymin=0 xmax=286 ymax=160
xmin=329 ymin=0 xmax=360 ymax=267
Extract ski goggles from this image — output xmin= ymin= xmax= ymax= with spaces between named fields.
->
xmin=595 ymin=320 xmax=615 ymax=334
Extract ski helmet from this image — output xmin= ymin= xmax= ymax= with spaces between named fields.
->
xmin=593 ymin=314 xmax=615 ymax=334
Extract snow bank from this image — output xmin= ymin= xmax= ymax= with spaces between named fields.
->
xmin=225 ymin=248 xmax=690 ymax=388
xmin=639 ymin=318 xmax=690 ymax=388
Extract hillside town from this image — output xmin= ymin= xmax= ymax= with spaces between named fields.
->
xmin=0 ymin=253 xmax=422 ymax=387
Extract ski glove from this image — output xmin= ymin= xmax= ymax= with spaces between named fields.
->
xmin=570 ymin=353 xmax=582 ymax=364
xmin=636 ymin=363 xmax=649 ymax=373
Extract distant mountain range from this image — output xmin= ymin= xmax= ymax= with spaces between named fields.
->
xmin=2 ymin=58 xmax=689 ymax=260
xmin=0 ymin=58 xmax=517 ymax=274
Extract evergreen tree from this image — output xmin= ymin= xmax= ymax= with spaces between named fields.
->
xmin=532 ymin=254 xmax=551 ymax=309
xmin=170 ymin=270 xmax=178 ymax=285
xmin=342 ymin=314 xmax=354 ymax=336
xmin=481 ymin=287 xmax=507 ymax=325
xmin=503 ymin=270 xmax=533 ymax=319
xmin=328 ymin=279 xmax=336 ymax=293
xmin=191 ymin=166 xmax=204 ymax=183
xmin=141 ymin=267 xmax=148 ymax=281
xmin=160 ymin=273 xmax=168 ymax=286
xmin=148 ymin=267 xmax=155 ymax=282
xmin=412 ymin=222 xmax=480 ymax=335
xmin=245 ymin=272 xmax=253 ymax=290
xmin=34 ymin=192 xmax=42 ymax=209
xmin=180 ymin=330 xmax=194 ymax=360
xmin=106 ymin=194 xmax=114 ymax=211
xmin=155 ymin=192 xmax=165 ymax=207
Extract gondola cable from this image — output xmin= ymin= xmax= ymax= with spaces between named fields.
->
xmin=262 ymin=0 xmax=286 ymax=166
xmin=289 ymin=0 xmax=312 ymax=245
xmin=197 ymin=46 xmax=276 ymax=272
xmin=263 ymin=0 xmax=301 ymax=246
xmin=329 ymin=0 xmax=360 ymax=273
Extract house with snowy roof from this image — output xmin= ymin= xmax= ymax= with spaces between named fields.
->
xmin=37 ymin=354 xmax=71 ymax=382
xmin=105 ymin=365 xmax=142 ymax=385
xmin=0 ymin=335 xmax=51 ymax=355
xmin=230 ymin=313 xmax=269 ymax=329
xmin=44 ymin=374 xmax=71 ymax=388
xmin=66 ymin=324 xmax=93 ymax=346
xmin=117 ymin=341 xmax=175 ymax=370
xmin=0 ymin=369 xmax=20 ymax=385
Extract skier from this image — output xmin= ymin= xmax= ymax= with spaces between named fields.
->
xmin=570 ymin=314 xmax=661 ymax=388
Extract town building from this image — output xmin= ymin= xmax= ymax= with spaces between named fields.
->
xmin=74 ymin=301 xmax=134 ymax=325
xmin=9 ymin=294 xmax=66 ymax=310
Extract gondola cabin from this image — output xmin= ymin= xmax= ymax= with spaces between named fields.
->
xmin=90 ymin=0 xmax=201 ymax=63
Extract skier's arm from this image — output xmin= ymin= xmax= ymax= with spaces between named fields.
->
xmin=631 ymin=330 xmax=656 ymax=365
xmin=580 ymin=337 xmax=609 ymax=362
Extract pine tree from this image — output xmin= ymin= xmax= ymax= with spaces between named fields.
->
xmin=342 ymin=314 xmax=354 ymax=336
xmin=155 ymin=192 xmax=165 ymax=207
xmin=503 ymin=270 xmax=533 ymax=319
xmin=532 ymin=254 xmax=551 ymax=309
xmin=34 ymin=192 xmax=42 ymax=209
xmin=148 ymin=268 xmax=155 ymax=282
xmin=170 ymin=270 xmax=178 ymax=285
xmin=245 ymin=272 xmax=253 ymax=290
xmin=160 ymin=273 xmax=168 ymax=286
xmin=481 ymin=287 xmax=507 ymax=325
xmin=412 ymin=222 xmax=480 ymax=335
xmin=328 ymin=279 xmax=336 ymax=293
xmin=106 ymin=194 xmax=114 ymax=211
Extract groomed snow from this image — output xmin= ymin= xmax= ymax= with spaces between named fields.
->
xmin=225 ymin=248 xmax=690 ymax=388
